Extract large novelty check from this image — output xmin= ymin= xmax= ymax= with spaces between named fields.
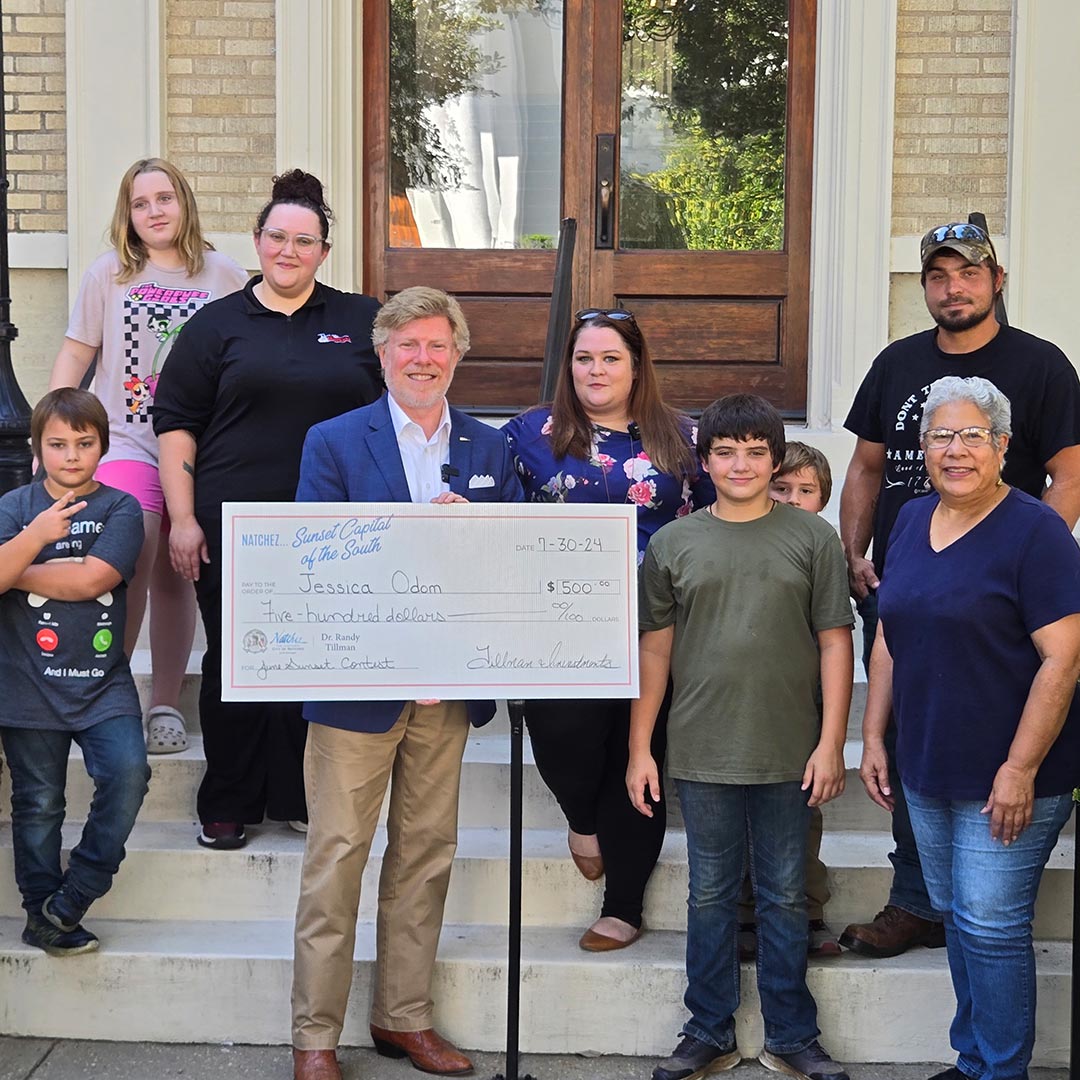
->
xmin=221 ymin=502 xmax=639 ymax=701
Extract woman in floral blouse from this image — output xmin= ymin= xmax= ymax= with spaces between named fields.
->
xmin=504 ymin=309 xmax=713 ymax=951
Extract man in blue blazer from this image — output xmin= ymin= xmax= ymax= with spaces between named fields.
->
xmin=291 ymin=288 xmax=523 ymax=1080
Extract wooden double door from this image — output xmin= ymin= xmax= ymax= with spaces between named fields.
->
xmin=363 ymin=0 xmax=815 ymax=416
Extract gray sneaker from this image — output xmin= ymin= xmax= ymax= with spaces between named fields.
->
xmin=653 ymin=1034 xmax=741 ymax=1080
xmin=807 ymin=919 xmax=842 ymax=957
xmin=760 ymin=1040 xmax=850 ymax=1080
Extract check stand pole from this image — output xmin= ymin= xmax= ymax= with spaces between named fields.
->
xmin=1071 ymin=799 xmax=1077 ymax=1080
xmin=492 ymin=700 xmax=535 ymax=1080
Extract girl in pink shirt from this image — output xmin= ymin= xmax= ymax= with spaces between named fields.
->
xmin=50 ymin=159 xmax=248 ymax=753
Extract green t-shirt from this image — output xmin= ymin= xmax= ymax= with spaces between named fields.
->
xmin=640 ymin=502 xmax=854 ymax=784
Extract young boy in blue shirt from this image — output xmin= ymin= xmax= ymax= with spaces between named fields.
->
xmin=0 ymin=388 xmax=149 ymax=955
xmin=628 ymin=396 xmax=854 ymax=1080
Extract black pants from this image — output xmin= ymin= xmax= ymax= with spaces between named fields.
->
xmin=525 ymin=691 xmax=669 ymax=928
xmin=192 ymin=516 xmax=308 ymax=825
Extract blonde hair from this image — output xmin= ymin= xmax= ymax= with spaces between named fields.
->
xmin=372 ymin=286 xmax=470 ymax=355
xmin=109 ymin=158 xmax=211 ymax=282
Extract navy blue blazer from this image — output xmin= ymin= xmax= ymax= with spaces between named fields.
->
xmin=295 ymin=393 xmax=525 ymax=733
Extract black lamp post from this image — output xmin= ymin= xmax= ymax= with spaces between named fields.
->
xmin=0 ymin=0 xmax=33 ymax=497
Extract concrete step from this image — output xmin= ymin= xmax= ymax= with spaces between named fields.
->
xmin=0 ymin=731 xmax=910 ymax=834
xmin=0 ymin=821 xmax=1072 ymax=941
xmin=11 ymin=727 xmax=1070 ymax=839
xmin=0 ymin=917 xmax=1070 ymax=1066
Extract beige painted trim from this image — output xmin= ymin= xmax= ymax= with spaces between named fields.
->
xmin=205 ymin=233 xmax=258 ymax=274
xmin=276 ymin=0 xmax=359 ymax=293
xmin=807 ymin=0 xmax=897 ymax=429
xmin=8 ymin=234 xmax=68 ymax=269
xmin=1007 ymin=1 xmax=1080 ymax=365
xmin=64 ymin=0 xmax=164 ymax=303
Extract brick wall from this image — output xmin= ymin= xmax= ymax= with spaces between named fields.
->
xmin=892 ymin=0 xmax=1011 ymax=237
xmin=165 ymin=0 xmax=276 ymax=234
xmin=1 ymin=0 xmax=66 ymax=233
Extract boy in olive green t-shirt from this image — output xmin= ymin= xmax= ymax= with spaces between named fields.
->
xmin=739 ymin=442 xmax=840 ymax=957
xmin=628 ymin=396 xmax=854 ymax=1080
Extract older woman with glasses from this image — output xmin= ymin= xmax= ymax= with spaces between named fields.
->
xmin=504 ymin=309 xmax=713 ymax=950
xmin=153 ymin=170 xmax=381 ymax=850
xmin=858 ymin=375 xmax=1080 ymax=1080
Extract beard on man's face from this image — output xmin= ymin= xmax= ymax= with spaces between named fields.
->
xmin=931 ymin=299 xmax=995 ymax=333
xmin=928 ymin=281 xmax=1000 ymax=334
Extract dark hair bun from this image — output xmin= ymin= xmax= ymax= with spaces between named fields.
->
xmin=270 ymin=169 xmax=333 ymax=222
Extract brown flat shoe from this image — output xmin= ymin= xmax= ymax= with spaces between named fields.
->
xmin=579 ymin=925 xmax=644 ymax=952
xmin=567 ymin=830 xmax=604 ymax=880
xmin=369 ymin=1025 xmax=474 ymax=1075
xmin=293 ymin=1047 xmax=342 ymax=1080
xmin=570 ymin=850 xmax=604 ymax=880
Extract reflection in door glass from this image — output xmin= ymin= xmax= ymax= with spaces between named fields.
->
xmin=389 ymin=1 xmax=563 ymax=250
xmin=619 ymin=0 xmax=788 ymax=251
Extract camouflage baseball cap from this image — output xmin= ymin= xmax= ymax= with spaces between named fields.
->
xmin=920 ymin=222 xmax=997 ymax=269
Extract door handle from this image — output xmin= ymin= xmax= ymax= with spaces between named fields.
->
xmin=595 ymin=134 xmax=615 ymax=249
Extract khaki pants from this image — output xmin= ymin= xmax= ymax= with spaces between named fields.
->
xmin=291 ymin=702 xmax=470 ymax=1049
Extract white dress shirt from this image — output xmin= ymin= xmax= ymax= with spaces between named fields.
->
xmin=387 ymin=393 xmax=452 ymax=504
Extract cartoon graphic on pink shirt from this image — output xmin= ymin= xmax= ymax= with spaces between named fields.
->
xmin=123 ymin=376 xmax=152 ymax=415
xmin=121 ymin=282 xmax=212 ymax=420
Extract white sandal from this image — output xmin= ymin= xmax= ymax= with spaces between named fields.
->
xmin=145 ymin=705 xmax=188 ymax=754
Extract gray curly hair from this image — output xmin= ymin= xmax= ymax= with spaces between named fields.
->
xmin=920 ymin=376 xmax=1012 ymax=440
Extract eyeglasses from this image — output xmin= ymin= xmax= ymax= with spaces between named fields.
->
xmin=922 ymin=426 xmax=995 ymax=450
xmin=574 ymin=308 xmax=636 ymax=323
xmin=258 ymin=228 xmax=326 ymax=253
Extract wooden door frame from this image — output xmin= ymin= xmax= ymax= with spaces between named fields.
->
xmin=362 ymin=0 xmax=816 ymax=415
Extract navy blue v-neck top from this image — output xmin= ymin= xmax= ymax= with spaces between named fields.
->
xmin=879 ymin=488 xmax=1080 ymax=799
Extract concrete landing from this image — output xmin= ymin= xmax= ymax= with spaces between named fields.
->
xmin=0 ymin=1039 xmax=1071 ymax=1080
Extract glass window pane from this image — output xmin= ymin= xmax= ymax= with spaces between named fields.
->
xmin=619 ymin=0 xmax=788 ymax=251
xmin=389 ymin=1 xmax=564 ymax=250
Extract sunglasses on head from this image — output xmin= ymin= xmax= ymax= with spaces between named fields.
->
xmin=920 ymin=223 xmax=997 ymax=265
xmin=924 ymin=223 xmax=989 ymax=246
xmin=574 ymin=308 xmax=636 ymax=323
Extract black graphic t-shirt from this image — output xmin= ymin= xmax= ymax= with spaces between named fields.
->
xmin=0 ymin=482 xmax=143 ymax=731
xmin=845 ymin=325 xmax=1080 ymax=576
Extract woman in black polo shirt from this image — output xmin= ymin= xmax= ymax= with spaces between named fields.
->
xmin=154 ymin=170 xmax=381 ymax=849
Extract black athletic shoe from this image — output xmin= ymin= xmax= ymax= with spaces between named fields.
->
xmin=197 ymin=821 xmax=247 ymax=850
xmin=652 ymin=1033 xmax=741 ymax=1080
xmin=43 ymin=886 xmax=91 ymax=933
xmin=760 ymin=1041 xmax=850 ymax=1080
xmin=22 ymin=911 xmax=100 ymax=957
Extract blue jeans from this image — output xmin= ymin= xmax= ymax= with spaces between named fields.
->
xmin=905 ymin=786 xmax=1073 ymax=1080
xmin=1 ymin=715 xmax=149 ymax=915
xmin=675 ymin=779 xmax=819 ymax=1055
xmin=857 ymin=590 xmax=939 ymax=923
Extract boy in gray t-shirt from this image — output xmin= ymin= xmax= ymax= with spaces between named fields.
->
xmin=629 ymin=395 xmax=854 ymax=1080
xmin=0 ymin=389 xmax=149 ymax=956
